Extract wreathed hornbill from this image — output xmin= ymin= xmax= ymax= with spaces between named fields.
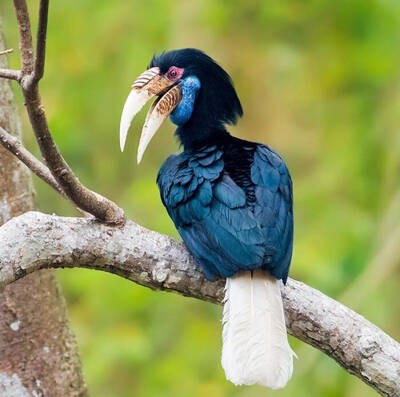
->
xmin=120 ymin=48 xmax=295 ymax=389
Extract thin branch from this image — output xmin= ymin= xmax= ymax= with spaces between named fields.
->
xmin=0 ymin=126 xmax=94 ymax=218
xmin=0 ymin=68 xmax=21 ymax=81
xmin=0 ymin=126 xmax=64 ymax=196
xmin=32 ymin=0 xmax=49 ymax=82
xmin=0 ymin=211 xmax=399 ymax=397
xmin=13 ymin=0 xmax=33 ymax=75
xmin=21 ymin=87 xmax=125 ymax=224
xmin=7 ymin=0 xmax=126 ymax=225
xmin=0 ymin=49 xmax=13 ymax=56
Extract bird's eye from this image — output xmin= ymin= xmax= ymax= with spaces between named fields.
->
xmin=166 ymin=66 xmax=183 ymax=81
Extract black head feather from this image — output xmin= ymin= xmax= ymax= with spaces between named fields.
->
xmin=150 ymin=48 xmax=243 ymax=149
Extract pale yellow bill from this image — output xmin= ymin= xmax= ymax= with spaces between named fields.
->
xmin=137 ymin=84 xmax=182 ymax=164
xmin=119 ymin=67 xmax=160 ymax=152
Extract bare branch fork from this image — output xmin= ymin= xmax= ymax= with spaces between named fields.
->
xmin=0 ymin=2 xmax=399 ymax=397
xmin=0 ymin=0 xmax=125 ymax=225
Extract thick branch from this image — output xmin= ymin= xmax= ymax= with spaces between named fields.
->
xmin=0 ymin=211 xmax=399 ymax=397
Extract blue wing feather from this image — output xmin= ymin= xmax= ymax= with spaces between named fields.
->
xmin=214 ymin=174 xmax=246 ymax=208
xmin=157 ymin=142 xmax=293 ymax=283
xmin=251 ymin=145 xmax=293 ymax=282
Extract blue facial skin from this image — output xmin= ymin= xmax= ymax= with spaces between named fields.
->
xmin=170 ymin=76 xmax=201 ymax=126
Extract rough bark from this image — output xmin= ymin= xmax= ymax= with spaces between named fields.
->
xmin=0 ymin=212 xmax=398 ymax=397
xmin=0 ymin=25 xmax=87 ymax=397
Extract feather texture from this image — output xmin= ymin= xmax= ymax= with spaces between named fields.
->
xmin=157 ymin=140 xmax=293 ymax=282
xmin=222 ymin=269 xmax=295 ymax=388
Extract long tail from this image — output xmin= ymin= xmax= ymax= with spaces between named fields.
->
xmin=221 ymin=269 xmax=295 ymax=389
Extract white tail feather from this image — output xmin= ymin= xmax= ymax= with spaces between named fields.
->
xmin=221 ymin=270 xmax=295 ymax=389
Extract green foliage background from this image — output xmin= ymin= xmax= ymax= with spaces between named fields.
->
xmin=2 ymin=1 xmax=400 ymax=396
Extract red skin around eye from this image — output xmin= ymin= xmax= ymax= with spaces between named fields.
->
xmin=166 ymin=66 xmax=184 ymax=81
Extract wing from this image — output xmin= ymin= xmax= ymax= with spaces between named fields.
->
xmin=157 ymin=144 xmax=293 ymax=282
xmin=251 ymin=145 xmax=293 ymax=283
xmin=157 ymin=146 xmax=265 ymax=281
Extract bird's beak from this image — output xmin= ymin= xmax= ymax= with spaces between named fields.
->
xmin=119 ymin=66 xmax=182 ymax=163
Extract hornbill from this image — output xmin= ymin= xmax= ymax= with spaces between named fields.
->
xmin=119 ymin=48 xmax=295 ymax=389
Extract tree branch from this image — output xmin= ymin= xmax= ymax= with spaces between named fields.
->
xmin=32 ymin=0 xmax=48 ymax=82
xmin=0 ymin=126 xmax=92 ymax=217
xmin=0 ymin=211 xmax=399 ymax=397
xmin=1 ymin=3 xmax=398 ymax=395
xmin=0 ymin=21 xmax=87 ymax=394
xmin=22 ymin=85 xmax=125 ymax=224
xmin=0 ymin=68 xmax=21 ymax=81
xmin=13 ymin=0 xmax=33 ymax=75
xmin=0 ymin=126 xmax=64 ymax=196
xmin=0 ymin=0 xmax=126 ymax=225
xmin=0 ymin=48 xmax=14 ymax=56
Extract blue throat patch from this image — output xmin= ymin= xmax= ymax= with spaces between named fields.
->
xmin=170 ymin=76 xmax=201 ymax=126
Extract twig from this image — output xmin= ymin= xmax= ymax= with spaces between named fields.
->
xmin=0 ymin=126 xmax=64 ymax=196
xmin=32 ymin=0 xmax=48 ymax=82
xmin=0 ymin=126 xmax=92 ymax=218
xmin=0 ymin=68 xmax=21 ymax=81
xmin=13 ymin=0 xmax=33 ymax=75
xmin=0 ymin=49 xmax=13 ymax=56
